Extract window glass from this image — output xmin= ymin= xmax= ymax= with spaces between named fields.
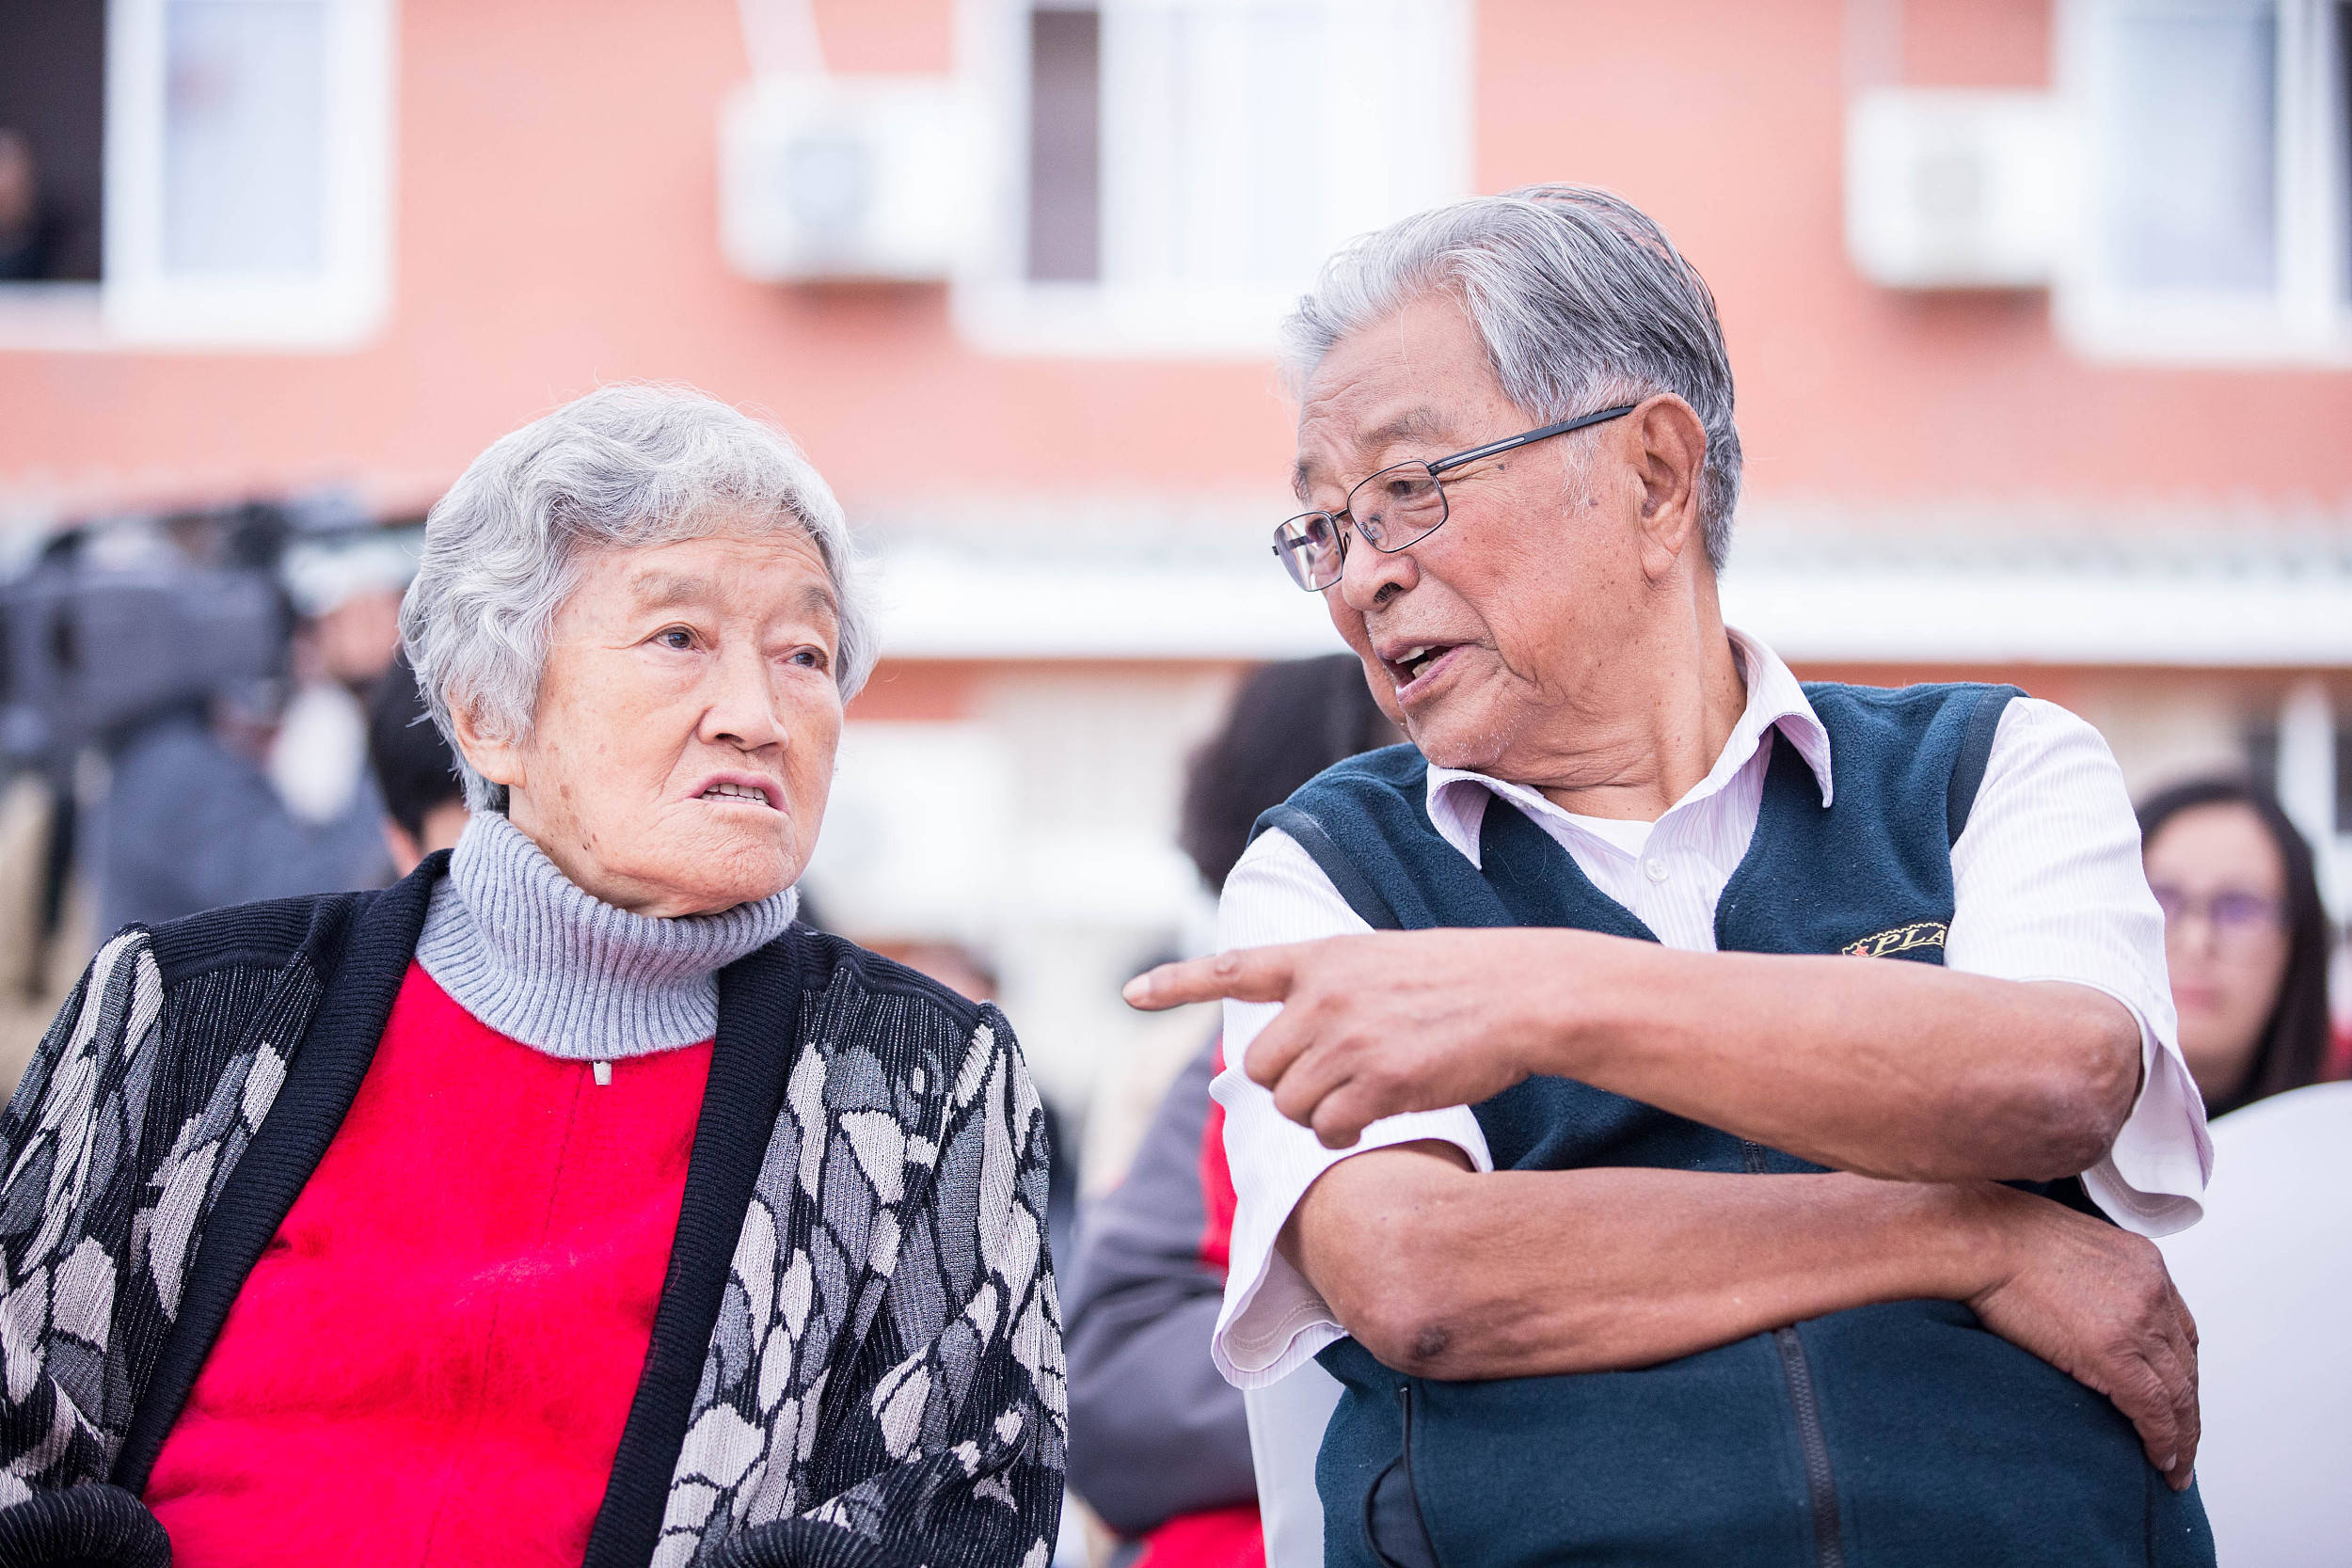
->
xmin=0 ymin=0 xmax=107 ymax=282
xmin=162 ymin=0 xmax=326 ymax=276
xmin=1026 ymin=6 xmax=1102 ymax=282
xmin=2339 ymin=1 xmax=2352 ymax=297
xmin=2100 ymin=0 xmax=2278 ymax=292
xmin=994 ymin=0 xmax=1465 ymax=351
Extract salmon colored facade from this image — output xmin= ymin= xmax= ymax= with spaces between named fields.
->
xmin=4 ymin=0 xmax=2348 ymax=1103
xmin=6 ymin=0 xmax=2349 ymax=510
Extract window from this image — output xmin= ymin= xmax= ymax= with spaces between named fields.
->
xmin=959 ymin=0 xmax=1470 ymax=356
xmin=0 ymin=1 xmax=106 ymax=285
xmin=2059 ymin=0 xmax=2352 ymax=361
xmin=0 ymin=0 xmax=393 ymax=351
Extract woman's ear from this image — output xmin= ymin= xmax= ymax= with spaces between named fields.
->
xmin=448 ymin=698 xmax=525 ymax=794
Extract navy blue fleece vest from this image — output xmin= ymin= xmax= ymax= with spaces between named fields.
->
xmin=1256 ymin=682 xmax=2212 ymax=1568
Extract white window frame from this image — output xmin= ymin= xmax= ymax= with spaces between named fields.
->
xmin=0 ymin=0 xmax=395 ymax=353
xmin=952 ymin=0 xmax=1471 ymax=358
xmin=2055 ymin=0 xmax=2352 ymax=364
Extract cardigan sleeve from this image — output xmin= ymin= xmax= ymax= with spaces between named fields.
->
xmin=0 ymin=935 xmax=184 ymax=1563
xmin=0 ymin=934 xmax=161 ymax=1502
xmin=709 ymin=1003 xmax=1066 ymax=1568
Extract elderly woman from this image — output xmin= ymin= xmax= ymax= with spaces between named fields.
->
xmin=0 ymin=388 xmax=1064 ymax=1568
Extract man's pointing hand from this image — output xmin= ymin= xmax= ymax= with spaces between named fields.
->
xmin=1122 ymin=931 xmax=1563 ymax=1148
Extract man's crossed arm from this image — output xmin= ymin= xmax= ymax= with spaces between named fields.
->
xmin=1284 ymin=1142 xmax=2197 ymax=1490
xmin=1125 ymin=927 xmax=2196 ymax=1490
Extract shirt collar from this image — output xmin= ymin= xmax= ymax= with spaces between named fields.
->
xmin=1421 ymin=627 xmax=1835 ymax=867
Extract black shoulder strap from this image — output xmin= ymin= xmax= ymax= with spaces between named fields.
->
xmin=1946 ymin=685 xmax=2024 ymax=847
xmin=1259 ymin=803 xmax=1404 ymax=931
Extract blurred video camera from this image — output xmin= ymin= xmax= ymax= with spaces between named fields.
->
xmin=0 ymin=504 xmax=295 ymax=769
xmin=0 ymin=493 xmax=405 ymax=771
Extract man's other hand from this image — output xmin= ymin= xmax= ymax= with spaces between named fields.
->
xmin=1965 ymin=1185 xmax=2201 ymax=1492
xmin=1123 ymin=931 xmax=1558 ymax=1147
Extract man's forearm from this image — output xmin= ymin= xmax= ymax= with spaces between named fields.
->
xmin=1133 ymin=929 xmax=2144 ymax=1179
xmin=1285 ymin=1142 xmax=2009 ymax=1380
xmin=1537 ymin=936 xmax=2141 ymax=1180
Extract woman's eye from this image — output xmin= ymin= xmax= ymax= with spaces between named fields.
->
xmin=656 ymin=626 xmax=696 ymax=651
xmin=788 ymin=646 xmax=829 ymax=672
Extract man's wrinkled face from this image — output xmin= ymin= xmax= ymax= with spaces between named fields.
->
xmin=1295 ymin=293 xmax=1643 ymax=777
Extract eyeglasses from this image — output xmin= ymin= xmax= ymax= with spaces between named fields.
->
xmin=2149 ymin=883 xmax=2286 ymax=950
xmin=1271 ymin=404 xmax=1640 ymax=592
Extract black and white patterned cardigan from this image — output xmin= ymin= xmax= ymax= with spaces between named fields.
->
xmin=0 ymin=857 xmax=1065 ymax=1568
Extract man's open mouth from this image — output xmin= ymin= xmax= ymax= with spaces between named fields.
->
xmin=1387 ymin=643 xmax=1459 ymax=686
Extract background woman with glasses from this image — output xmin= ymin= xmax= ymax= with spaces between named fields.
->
xmin=2138 ymin=777 xmax=2336 ymax=1116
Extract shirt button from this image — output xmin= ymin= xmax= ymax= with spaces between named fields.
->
xmin=1644 ymin=857 xmax=1670 ymax=883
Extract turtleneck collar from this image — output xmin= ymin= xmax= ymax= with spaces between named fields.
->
xmin=414 ymin=811 xmax=799 ymax=1060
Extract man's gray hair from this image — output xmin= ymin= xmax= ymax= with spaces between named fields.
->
xmin=400 ymin=383 xmax=875 ymax=813
xmin=1280 ymin=184 xmax=1742 ymax=569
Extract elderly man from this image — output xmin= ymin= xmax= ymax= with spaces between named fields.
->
xmin=1127 ymin=187 xmax=2213 ymax=1568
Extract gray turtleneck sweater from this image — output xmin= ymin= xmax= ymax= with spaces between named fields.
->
xmin=414 ymin=811 xmax=798 ymax=1060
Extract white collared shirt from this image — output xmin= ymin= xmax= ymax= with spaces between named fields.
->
xmin=1211 ymin=629 xmax=2211 ymax=1389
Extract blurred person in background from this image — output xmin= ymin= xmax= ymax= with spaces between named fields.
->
xmin=1067 ymin=655 xmax=1394 ymax=1568
xmin=366 ymin=652 xmax=469 ymax=873
xmin=0 ymin=386 xmax=1063 ymax=1568
xmin=0 ymin=130 xmax=56 ymax=280
xmin=93 ymin=529 xmax=405 ymax=935
xmin=2138 ymin=776 xmax=2332 ymax=1117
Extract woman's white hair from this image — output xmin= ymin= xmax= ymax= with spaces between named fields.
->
xmin=400 ymin=383 xmax=875 ymax=813
xmin=1280 ymin=183 xmax=1743 ymax=570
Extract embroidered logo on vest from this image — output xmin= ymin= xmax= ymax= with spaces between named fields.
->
xmin=1841 ymin=920 xmax=1947 ymax=958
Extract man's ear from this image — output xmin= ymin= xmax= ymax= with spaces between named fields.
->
xmin=448 ymin=698 xmax=525 ymax=796
xmin=1630 ymin=395 xmax=1709 ymax=579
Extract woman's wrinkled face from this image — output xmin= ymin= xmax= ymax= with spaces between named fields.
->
xmin=458 ymin=527 xmax=845 ymax=917
xmin=2143 ymin=801 xmax=2291 ymax=1105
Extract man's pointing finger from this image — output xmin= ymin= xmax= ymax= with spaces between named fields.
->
xmin=1121 ymin=947 xmax=1298 ymax=1010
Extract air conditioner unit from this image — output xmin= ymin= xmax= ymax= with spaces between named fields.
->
xmin=720 ymin=75 xmax=975 ymax=283
xmin=1845 ymin=88 xmax=2072 ymax=290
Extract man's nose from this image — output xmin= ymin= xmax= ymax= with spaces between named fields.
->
xmin=1337 ymin=529 xmax=1417 ymax=612
xmin=699 ymin=642 xmax=786 ymax=752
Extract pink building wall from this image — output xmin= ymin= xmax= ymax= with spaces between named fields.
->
xmin=3 ymin=0 xmax=2346 ymax=522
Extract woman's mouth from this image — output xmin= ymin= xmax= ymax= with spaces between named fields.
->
xmin=695 ymin=780 xmax=779 ymax=809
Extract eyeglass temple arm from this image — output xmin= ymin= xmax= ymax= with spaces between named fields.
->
xmin=1430 ymin=404 xmax=1641 ymax=476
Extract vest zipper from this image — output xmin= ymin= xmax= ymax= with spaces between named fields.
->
xmin=1398 ymin=1382 xmax=1416 ymax=1499
xmin=1743 ymin=1138 xmax=1845 ymax=1568
xmin=1360 ymin=1382 xmax=1438 ymax=1568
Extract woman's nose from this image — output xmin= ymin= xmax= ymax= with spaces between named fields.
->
xmin=700 ymin=646 xmax=786 ymax=751
xmin=2165 ymin=910 xmax=2218 ymax=958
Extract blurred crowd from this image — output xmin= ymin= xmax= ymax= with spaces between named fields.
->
xmin=0 ymin=508 xmax=2343 ymax=1568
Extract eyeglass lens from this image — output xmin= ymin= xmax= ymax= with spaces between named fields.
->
xmin=2150 ymin=883 xmax=2284 ymax=942
xmin=1272 ymin=463 xmax=1453 ymax=592
xmin=1274 ymin=512 xmax=1345 ymax=590
xmin=1348 ymin=463 xmax=1447 ymax=551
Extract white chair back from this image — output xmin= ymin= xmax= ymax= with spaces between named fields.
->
xmin=1244 ymin=1363 xmax=1343 ymax=1568
xmin=2155 ymin=1081 xmax=2352 ymax=1566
